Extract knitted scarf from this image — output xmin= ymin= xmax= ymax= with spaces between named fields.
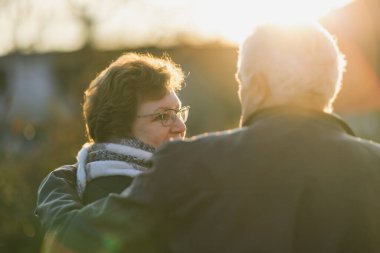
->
xmin=76 ymin=138 xmax=155 ymax=198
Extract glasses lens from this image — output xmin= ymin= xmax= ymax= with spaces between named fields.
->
xmin=178 ymin=107 xmax=189 ymax=123
xmin=161 ymin=111 xmax=174 ymax=126
xmin=160 ymin=107 xmax=189 ymax=126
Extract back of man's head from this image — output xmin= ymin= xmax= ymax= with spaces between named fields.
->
xmin=236 ymin=23 xmax=346 ymax=117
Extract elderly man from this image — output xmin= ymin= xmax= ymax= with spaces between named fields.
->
xmin=37 ymin=23 xmax=380 ymax=253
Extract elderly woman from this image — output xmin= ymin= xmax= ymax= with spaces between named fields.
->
xmin=37 ymin=52 xmax=189 ymax=226
xmin=72 ymin=52 xmax=189 ymax=204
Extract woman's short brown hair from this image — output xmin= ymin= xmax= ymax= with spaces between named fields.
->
xmin=83 ymin=52 xmax=185 ymax=143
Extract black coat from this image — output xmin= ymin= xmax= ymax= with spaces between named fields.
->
xmin=36 ymin=106 xmax=380 ymax=253
xmin=83 ymin=176 xmax=133 ymax=205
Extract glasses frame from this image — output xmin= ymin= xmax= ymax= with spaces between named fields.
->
xmin=137 ymin=106 xmax=190 ymax=127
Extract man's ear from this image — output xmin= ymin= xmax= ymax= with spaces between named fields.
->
xmin=240 ymin=72 xmax=269 ymax=119
xmin=249 ymin=73 xmax=269 ymax=107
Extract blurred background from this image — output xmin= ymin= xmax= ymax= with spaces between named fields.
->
xmin=0 ymin=0 xmax=379 ymax=252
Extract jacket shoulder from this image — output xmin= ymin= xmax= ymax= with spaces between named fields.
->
xmin=156 ymin=127 xmax=245 ymax=154
xmin=43 ymin=164 xmax=78 ymax=187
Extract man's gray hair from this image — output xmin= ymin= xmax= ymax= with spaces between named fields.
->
xmin=237 ymin=23 xmax=346 ymax=112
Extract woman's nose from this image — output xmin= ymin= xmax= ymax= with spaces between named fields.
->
xmin=172 ymin=116 xmax=187 ymax=134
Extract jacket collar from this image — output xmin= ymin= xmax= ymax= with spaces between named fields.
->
xmin=242 ymin=106 xmax=356 ymax=136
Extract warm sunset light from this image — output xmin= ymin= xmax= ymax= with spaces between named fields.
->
xmin=0 ymin=0 xmax=355 ymax=55
xmin=191 ymin=0 xmax=355 ymax=44
xmin=2 ymin=1 xmax=380 ymax=253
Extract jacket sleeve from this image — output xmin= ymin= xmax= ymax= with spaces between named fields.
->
xmin=36 ymin=165 xmax=83 ymax=232
xmin=35 ymin=140 xmax=189 ymax=253
xmin=35 ymin=165 xmax=165 ymax=253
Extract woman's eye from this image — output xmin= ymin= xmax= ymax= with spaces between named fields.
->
xmin=153 ymin=115 xmax=162 ymax=121
xmin=161 ymin=112 xmax=171 ymax=121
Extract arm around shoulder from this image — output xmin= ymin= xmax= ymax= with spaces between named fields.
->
xmin=36 ymin=165 xmax=164 ymax=253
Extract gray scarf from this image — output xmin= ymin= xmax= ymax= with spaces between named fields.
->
xmin=76 ymin=138 xmax=155 ymax=198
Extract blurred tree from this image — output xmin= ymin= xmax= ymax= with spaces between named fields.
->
xmin=66 ymin=0 xmax=96 ymax=49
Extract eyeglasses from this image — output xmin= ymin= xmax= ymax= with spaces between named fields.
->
xmin=137 ymin=106 xmax=190 ymax=127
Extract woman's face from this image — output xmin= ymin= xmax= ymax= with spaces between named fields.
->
xmin=132 ymin=90 xmax=187 ymax=148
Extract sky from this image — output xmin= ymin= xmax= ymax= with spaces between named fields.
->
xmin=0 ymin=0 xmax=354 ymax=56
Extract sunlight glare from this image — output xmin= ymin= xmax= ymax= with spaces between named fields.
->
xmin=191 ymin=0 xmax=354 ymax=44
xmin=0 ymin=0 xmax=355 ymax=56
